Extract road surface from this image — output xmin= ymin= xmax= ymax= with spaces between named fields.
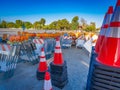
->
xmin=0 ymin=47 xmax=90 ymax=90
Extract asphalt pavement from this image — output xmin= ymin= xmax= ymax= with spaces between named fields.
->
xmin=0 ymin=46 xmax=90 ymax=90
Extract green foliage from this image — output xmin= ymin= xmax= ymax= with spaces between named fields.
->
xmin=24 ymin=22 xmax=32 ymax=29
xmin=71 ymin=16 xmax=79 ymax=30
xmin=1 ymin=20 xmax=7 ymax=28
xmin=15 ymin=20 xmax=23 ymax=28
xmin=48 ymin=19 xmax=70 ymax=30
xmin=49 ymin=21 xmax=58 ymax=30
xmin=33 ymin=21 xmax=40 ymax=30
xmin=0 ymin=23 xmax=2 ymax=28
xmin=40 ymin=18 xmax=46 ymax=26
xmin=33 ymin=18 xmax=46 ymax=30
xmin=0 ymin=16 xmax=97 ymax=31
xmin=7 ymin=22 xmax=15 ymax=28
xmin=84 ymin=22 xmax=96 ymax=32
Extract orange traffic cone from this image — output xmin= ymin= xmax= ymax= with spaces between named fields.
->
xmin=97 ymin=0 xmax=120 ymax=67
xmin=95 ymin=6 xmax=113 ymax=54
xmin=38 ymin=48 xmax=48 ymax=72
xmin=36 ymin=48 xmax=48 ymax=80
xmin=50 ymin=38 xmax=68 ymax=89
xmin=44 ymin=72 xmax=53 ymax=90
xmin=53 ymin=37 xmax=63 ymax=65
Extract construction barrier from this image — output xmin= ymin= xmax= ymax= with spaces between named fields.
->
xmin=0 ymin=44 xmax=20 ymax=79
xmin=20 ymin=40 xmax=38 ymax=65
xmin=61 ymin=36 xmax=72 ymax=49
xmin=44 ymin=38 xmax=55 ymax=60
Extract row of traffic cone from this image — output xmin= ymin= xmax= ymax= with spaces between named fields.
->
xmin=95 ymin=0 xmax=120 ymax=67
xmin=87 ymin=0 xmax=120 ymax=89
xmin=36 ymin=37 xmax=68 ymax=89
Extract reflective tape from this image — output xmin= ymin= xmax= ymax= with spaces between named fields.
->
xmin=33 ymin=39 xmax=37 ymax=44
xmin=56 ymin=41 xmax=60 ymax=47
xmin=41 ymin=52 xmax=45 ymax=57
xmin=111 ymin=7 xmax=120 ymax=22
xmin=40 ymin=58 xmax=46 ymax=62
xmin=55 ymin=48 xmax=62 ymax=53
xmin=38 ymin=39 xmax=42 ymax=44
xmin=105 ymin=27 xmax=120 ymax=38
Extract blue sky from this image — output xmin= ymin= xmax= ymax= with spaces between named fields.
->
xmin=0 ymin=0 xmax=117 ymax=28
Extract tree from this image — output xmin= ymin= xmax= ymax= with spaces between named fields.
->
xmin=15 ymin=20 xmax=23 ymax=28
xmin=49 ymin=21 xmax=58 ymax=30
xmin=85 ymin=22 xmax=96 ymax=32
xmin=24 ymin=22 xmax=33 ymax=29
xmin=57 ymin=19 xmax=70 ymax=30
xmin=71 ymin=16 xmax=79 ymax=30
xmin=33 ymin=21 xmax=40 ymax=30
xmin=7 ymin=22 xmax=15 ymax=28
xmin=1 ymin=20 xmax=7 ymax=28
xmin=40 ymin=18 xmax=46 ymax=26
xmin=40 ymin=18 xmax=46 ymax=29
xmin=90 ymin=22 xmax=96 ymax=32
xmin=0 ymin=24 xmax=2 ymax=28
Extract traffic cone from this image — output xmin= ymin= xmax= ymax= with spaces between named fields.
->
xmin=97 ymin=0 xmax=120 ymax=67
xmin=86 ymin=1 xmax=120 ymax=89
xmin=50 ymin=37 xmax=68 ymax=89
xmin=36 ymin=48 xmax=48 ymax=80
xmin=44 ymin=72 xmax=53 ymax=90
xmin=53 ymin=37 xmax=63 ymax=65
xmin=95 ymin=6 xmax=113 ymax=54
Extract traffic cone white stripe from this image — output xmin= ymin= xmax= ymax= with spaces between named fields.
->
xmin=105 ymin=14 xmax=112 ymax=25
xmin=41 ymin=51 xmax=45 ymax=57
xmin=40 ymin=58 xmax=46 ymax=62
xmin=44 ymin=72 xmax=53 ymax=90
xmin=55 ymin=48 xmax=62 ymax=53
xmin=106 ymin=27 xmax=120 ymax=38
xmin=44 ymin=80 xmax=52 ymax=90
xmin=38 ymin=47 xmax=48 ymax=72
xmin=56 ymin=41 xmax=61 ymax=47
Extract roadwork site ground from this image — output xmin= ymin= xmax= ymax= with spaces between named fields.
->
xmin=0 ymin=47 xmax=90 ymax=90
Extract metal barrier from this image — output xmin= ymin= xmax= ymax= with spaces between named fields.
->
xmin=61 ymin=38 xmax=72 ymax=49
xmin=20 ymin=40 xmax=38 ymax=64
xmin=44 ymin=38 xmax=55 ymax=60
xmin=0 ymin=44 xmax=20 ymax=79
